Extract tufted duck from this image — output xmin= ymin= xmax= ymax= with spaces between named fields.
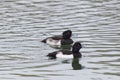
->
xmin=47 ymin=42 xmax=82 ymax=59
xmin=41 ymin=30 xmax=73 ymax=46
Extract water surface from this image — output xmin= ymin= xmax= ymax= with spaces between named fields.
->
xmin=0 ymin=0 xmax=120 ymax=80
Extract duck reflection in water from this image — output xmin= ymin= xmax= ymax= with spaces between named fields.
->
xmin=51 ymin=44 xmax=72 ymax=50
xmin=72 ymin=58 xmax=82 ymax=70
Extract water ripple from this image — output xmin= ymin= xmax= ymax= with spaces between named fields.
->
xmin=0 ymin=0 xmax=120 ymax=80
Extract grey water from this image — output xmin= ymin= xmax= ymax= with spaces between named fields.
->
xmin=0 ymin=0 xmax=120 ymax=80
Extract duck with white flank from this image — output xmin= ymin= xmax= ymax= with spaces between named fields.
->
xmin=41 ymin=30 xmax=73 ymax=46
xmin=47 ymin=42 xmax=82 ymax=59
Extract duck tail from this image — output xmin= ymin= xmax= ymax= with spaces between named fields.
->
xmin=41 ymin=39 xmax=46 ymax=43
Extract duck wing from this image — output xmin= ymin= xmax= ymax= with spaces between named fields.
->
xmin=60 ymin=50 xmax=72 ymax=55
xmin=51 ymin=35 xmax=63 ymax=40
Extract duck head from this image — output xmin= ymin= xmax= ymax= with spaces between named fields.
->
xmin=62 ymin=30 xmax=72 ymax=39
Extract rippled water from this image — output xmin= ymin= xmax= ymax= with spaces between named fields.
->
xmin=0 ymin=0 xmax=120 ymax=80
